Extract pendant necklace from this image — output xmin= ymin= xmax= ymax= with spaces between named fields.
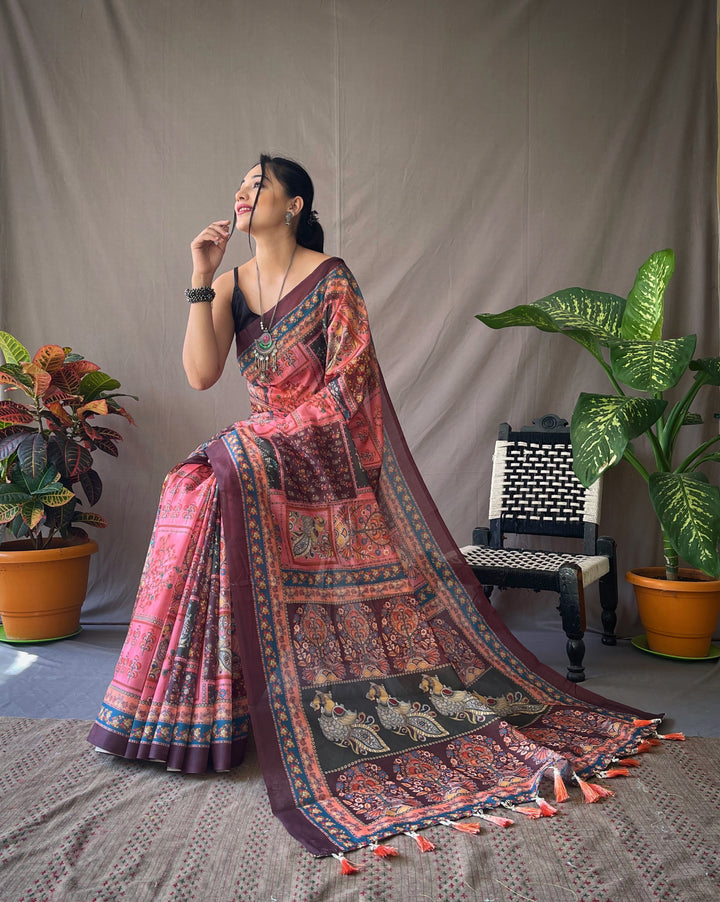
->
xmin=255 ymin=243 xmax=298 ymax=381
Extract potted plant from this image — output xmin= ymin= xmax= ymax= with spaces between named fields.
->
xmin=0 ymin=330 xmax=135 ymax=641
xmin=476 ymin=248 xmax=720 ymax=658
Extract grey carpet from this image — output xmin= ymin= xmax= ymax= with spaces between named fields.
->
xmin=1 ymin=717 xmax=718 ymax=902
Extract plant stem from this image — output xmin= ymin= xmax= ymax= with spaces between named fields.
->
xmin=623 ymin=447 xmax=650 ymax=482
xmin=663 ymin=532 xmax=679 ymax=581
xmin=678 ymin=432 xmax=720 ymax=472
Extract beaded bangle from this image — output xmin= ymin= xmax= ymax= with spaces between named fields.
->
xmin=186 ymin=286 xmax=215 ymax=304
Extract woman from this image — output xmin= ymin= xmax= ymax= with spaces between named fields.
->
xmin=90 ymin=156 xmax=663 ymax=860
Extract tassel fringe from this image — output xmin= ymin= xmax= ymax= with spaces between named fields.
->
xmin=617 ymin=757 xmax=642 ymax=767
xmin=512 ymin=804 xmax=544 ymax=819
xmin=553 ymin=767 xmax=569 ymax=802
xmin=633 ymin=718 xmax=661 ymax=727
xmin=535 ymin=797 xmax=559 ymax=817
xmin=573 ymin=774 xmax=603 ymax=803
xmin=370 ymin=841 xmax=399 ymax=858
xmin=405 ymin=830 xmax=435 ymax=852
xmin=439 ymin=818 xmax=481 ymax=834
xmin=476 ymin=811 xmax=514 ymax=828
xmin=598 ymin=767 xmax=630 ymax=778
xmin=332 ymin=852 xmax=360 ymax=875
xmin=656 ymin=732 xmax=686 ymax=741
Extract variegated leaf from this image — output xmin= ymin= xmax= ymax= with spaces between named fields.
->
xmin=649 ymin=472 xmax=720 ymax=578
xmin=571 ymin=393 xmax=666 ymax=486
xmin=19 ymin=499 xmax=45 ymax=530
xmin=0 ymin=503 xmax=21 ymax=524
xmin=0 ymin=401 xmax=34 ymax=425
xmin=0 ymin=331 xmax=30 ymax=365
xmin=477 ymin=289 xmax=625 ymax=364
xmin=20 ymin=362 xmax=52 ymax=398
xmin=73 ymin=511 xmax=107 ymax=529
xmin=0 ymin=485 xmax=31 ymax=504
xmin=38 ymin=485 xmax=76 ymax=508
xmin=609 ymin=334 xmax=696 ymax=392
xmin=17 ymin=434 xmax=48 ymax=479
xmin=32 ymin=344 xmax=66 ymax=375
xmin=621 ymin=248 xmax=675 ymax=341
xmin=689 ymin=356 xmax=720 ymax=385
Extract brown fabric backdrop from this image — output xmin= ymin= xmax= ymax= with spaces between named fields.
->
xmin=0 ymin=0 xmax=717 ymax=633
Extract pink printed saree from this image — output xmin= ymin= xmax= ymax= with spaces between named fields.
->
xmin=89 ymin=258 xmax=661 ymax=857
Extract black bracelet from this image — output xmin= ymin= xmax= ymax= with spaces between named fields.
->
xmin=186 ymin=286 xmax=215 ymax=304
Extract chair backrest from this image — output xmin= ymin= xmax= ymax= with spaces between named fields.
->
xmin=487 ymin=415 xmax=602 ymax=553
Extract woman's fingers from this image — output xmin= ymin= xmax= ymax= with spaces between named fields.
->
xmin=191 ymin=220 xmax=231 ymax=248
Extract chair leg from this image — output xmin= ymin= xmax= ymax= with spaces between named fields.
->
xmin=558 ymin=566 xmax=586 ymax=682
xmin=597 ymin=537 xmax=618 ymax=645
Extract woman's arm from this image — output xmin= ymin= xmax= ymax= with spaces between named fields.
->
xmin=182 ymin=220 xmax=237 ymax=390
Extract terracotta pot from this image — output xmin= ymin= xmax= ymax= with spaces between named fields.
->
xmin=0 ymin=538 xmax=98 ymax=641
xmin=626 ymin=567 xmax=720 ymax=658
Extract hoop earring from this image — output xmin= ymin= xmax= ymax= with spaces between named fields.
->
xmin=285 ymin=211 xmax=293 ymax=226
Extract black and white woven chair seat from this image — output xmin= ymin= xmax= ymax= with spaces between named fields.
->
xmin=462 ymin=415 xmax=618 ymax=682
xmin=461 ymin=546 xmax=610 ymax=584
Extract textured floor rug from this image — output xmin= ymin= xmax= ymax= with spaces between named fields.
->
xmin=0 ymin=717 xmax=718 ymax=902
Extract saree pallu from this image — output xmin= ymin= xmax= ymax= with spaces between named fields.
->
xmin=90 ymin=258 xmax=661 ymax=856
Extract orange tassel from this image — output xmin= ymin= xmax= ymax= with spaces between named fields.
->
xmin=477 ymin=812 xmax=514 ymax=828
xmin=632 ymin=718 xmax=659 ymax=727
xmin=535 ymin=797 xmax=559 ymax=816
xmin=332 ymin=853 xmax=360 ymax=874
xmin=617 ymin=757 xmax=642 ymax=767
xmin=553 ymin=767 xmax=569 ymax=802
xmin=636 ymin=741 xmax=654 ymax=754
xmin=599 ymin=768 xmax=630 ymax=778
xmin=657 ymin=732 xmax=685 ymax=741
xmin=405 ymin=830 xmax=435 ymax=852
xmin=370 ymin=842 xmax=399 ymax=858
xmin=513 ymin=805 xmax=544 ymax=819
xmin=590 ymin=783 xmax=615 ymax=800
xmin=573 ymin=774 xmax=603 ymax=803
xmin=440 ymin=818 xmax=481 ymax=834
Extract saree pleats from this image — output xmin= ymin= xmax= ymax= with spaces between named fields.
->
xmin=88 ymin=459 xmax=249 ymax=773
xmin=91 ymin=258 xmax=662 ymax=856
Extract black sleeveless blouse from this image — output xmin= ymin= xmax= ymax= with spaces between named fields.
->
xmin=231 ymin=267 xmax=259 ymax=335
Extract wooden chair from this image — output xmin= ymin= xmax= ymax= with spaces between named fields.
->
xmin=461 ymin=414 xmax=618 ymax=682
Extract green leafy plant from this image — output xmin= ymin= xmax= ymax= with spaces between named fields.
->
xmin=477 ymin=248 xmax=720 ymax=581
xmin=0 ymin=331 xmax=136 ymax=549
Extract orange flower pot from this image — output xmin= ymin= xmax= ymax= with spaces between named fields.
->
xmin=626 ymin=567 xmax=720 ymax=658
xmin=0 ymin=539 xmax=98 ymax=641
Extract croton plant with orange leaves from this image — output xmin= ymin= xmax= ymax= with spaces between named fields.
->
xmin=0 ymin=331 xmax=136 ymax=549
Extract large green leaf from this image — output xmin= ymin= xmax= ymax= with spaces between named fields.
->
xmin=79 ymin=371 xmax=121 ymax=400
xmin=0 ymin=332 xmax=30 ymax=365
xmin=689 ymin=356 xmax=720 ymax=385
xmin=609 ymin=334 xmax=696 ymax=392
xmin=477 ymin=289 xmax=625 ymax=364
xmin=649 ymin=472 xmax=720 ymax=577
xmin=0 ymin=484 xmax=32 ymax=504
xmin=571 ymin=393 xmax=667 ymax=486
xmin=621 ymin=249 xmax=675 ymax=341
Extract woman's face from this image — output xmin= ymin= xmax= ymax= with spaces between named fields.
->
xmin=235 ymin=164 xmax=298 ymax=234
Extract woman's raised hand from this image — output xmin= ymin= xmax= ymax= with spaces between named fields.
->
xmin=190 ymin=220 xmax=231 ymax=280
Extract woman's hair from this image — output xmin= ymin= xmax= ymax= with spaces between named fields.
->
xmin=251 ymin=154 xmax=325 ymax=253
